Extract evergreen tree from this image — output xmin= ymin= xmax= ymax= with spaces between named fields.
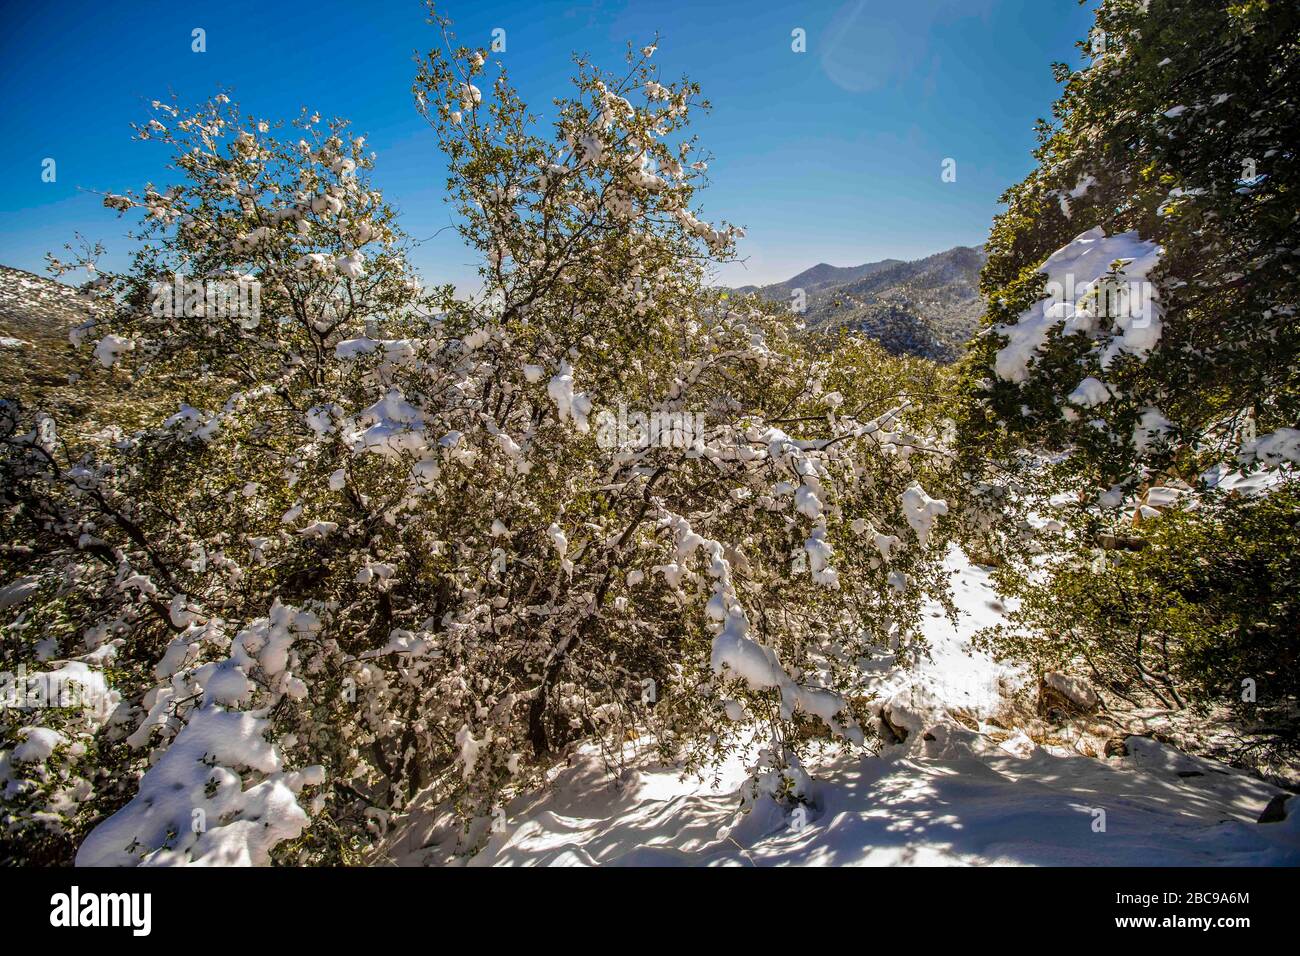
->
xmin=959 ymin=0 xmax=1300 ymax=754
xmin=963 ymin=0 xmax=1299 ymax=493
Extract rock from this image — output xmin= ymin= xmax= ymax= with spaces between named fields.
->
xmin=0 ymin=575 xmax=41 ymax=610
xmin=1099 ymin=534 xmax=1149 ymax=551
xmin=1037 ymin=672 xmax=1100 ymax=720
xmin=1103 ymin=737 xmax=1129 ymax=757
xmin=1044 ymin=672 xmax=1099 ymax=708
xmin=998 ymin=730 xmax=1036 ymax=758
xmin=1258 ymin=793 xmax=1294 ymax=824
xmin=879 ymin=708 xmax=910 ymax=744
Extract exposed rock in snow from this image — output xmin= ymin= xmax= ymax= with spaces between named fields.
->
xmin=1258 ymin=793 xmax=1294 ymax=825
xmin=1041 ymin=671 xmax=1100 ymax=713
xmin=0 ymin=575 xmax=41 ymax=610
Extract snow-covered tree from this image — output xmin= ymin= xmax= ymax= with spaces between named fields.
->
xmin=1 ymin=17 xmax=958 ymax=865
xmin=957 ymin=0 xmax=1300 ymax=752
xmin=962 ymin=0 xmax=1299 ymax=494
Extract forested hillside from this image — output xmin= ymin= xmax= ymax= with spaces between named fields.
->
xmin=736 ymin=245 xmax=985 ymax=361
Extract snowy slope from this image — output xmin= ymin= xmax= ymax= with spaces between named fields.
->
xmin=859 ymin=545 xmax=1024 ymax=734
xmin=381 ymin=547 xmax=1300 ymax=867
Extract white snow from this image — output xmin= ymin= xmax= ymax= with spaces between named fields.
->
xmin=335 ymin=252 xmax=366 ymax=278
xmin=13 ymin=726 xmax=66 ymax=764
xmin=899 ymin=484 xmax=948 ymax=548
xmin=416 ymin=722 xmax=1298 ymax=866
xmin=76 ymin=707 xmax=318 ymax=866
xmin=1067 ymin=376 xmax=1112 ymax=408
xmin=377 ymin=545 xmax=1299 ymax=867
xmin=93 ymin=334 xmax=134 ymax=368
xmin=1201 ymin=461 xmax=1289 ymax=497
xmin=861 ymin=545 xmax=1022 ymax=724
xmin=1133 ymin=406 xmax=1174 ymax=453
xmin=1239 ymin=427 xmax=1300 ymax=467
xmin=710 ymin=612 xmax=861 ymax=745
xmin=546 ymin=361 xmax=593 ymax=431
xmin=993 ymin=228 xmax=1164 ymax=384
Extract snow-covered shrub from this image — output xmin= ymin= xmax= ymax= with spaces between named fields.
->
xmin=1 ymin=19 xmax=957 ymax=864
xmin=0 ymin=602 xmax=123 ymax=866
xmin=955 ymin=0 xmax=1300 ymax=751
xmin=974 ymin=480 xmax=1300 ymax=757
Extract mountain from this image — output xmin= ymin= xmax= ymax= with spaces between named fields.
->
xmin=0 ymin=265 xmax=89 ymax=394
xmin=0 ymin=265 xmax=86 ymax=344
xmin=733 ymin=258 xmax=904 ymax=300
xmin=736 ymin=245 xmax=987 ymax=362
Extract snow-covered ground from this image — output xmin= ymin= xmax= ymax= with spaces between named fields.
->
xmin=860 ymin=545 xmax=1023 ymax=734
xmin=381 ymin=546 xmax=1300 ymax=866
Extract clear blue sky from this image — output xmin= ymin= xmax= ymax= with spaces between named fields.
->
xmin=0 ymin=0 xmax=1096 ymax=290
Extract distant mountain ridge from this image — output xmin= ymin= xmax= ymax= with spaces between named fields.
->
xmin=734 ymin=245 xmax=987 ymax=362
xmin=0 ymin=264 xmax=87 ymax=342
xmin=733 ymin=258 xmax=905 ymax=299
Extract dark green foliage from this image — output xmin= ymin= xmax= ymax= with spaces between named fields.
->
xmin=963 ymin=0 xmax=1300 ymax=490
xmin=977 ymin=480 xmax=1300 ymax=750
xmin=958 ymin=0 xmax=1300 ymax=756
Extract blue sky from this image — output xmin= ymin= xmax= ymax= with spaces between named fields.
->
xmin=0 ymin=0 xmax=1096 ymax=289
